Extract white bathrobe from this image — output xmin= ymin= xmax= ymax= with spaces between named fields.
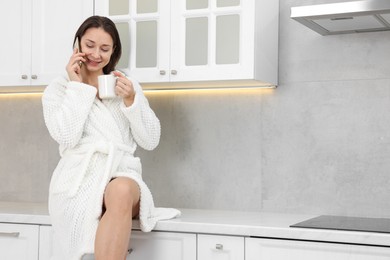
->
xmin=42 ymin=76 xmax=180 ymax=260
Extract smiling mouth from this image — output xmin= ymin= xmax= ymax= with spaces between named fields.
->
xmin=87 ymin=59 xmax=101 ymax=66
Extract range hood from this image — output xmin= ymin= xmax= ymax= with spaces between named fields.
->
xmin=291 ymin=0 xmax=390 ymax=35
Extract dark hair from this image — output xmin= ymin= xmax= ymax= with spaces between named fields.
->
xmin=73 ymin=16 xmax=122 ymax=74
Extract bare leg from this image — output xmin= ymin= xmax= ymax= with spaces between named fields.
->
xmin=95 ymin=177 xmax=140 ymax=260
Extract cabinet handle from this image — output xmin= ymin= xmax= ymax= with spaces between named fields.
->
xmin=215 ymin=244 xmax=223 ymax=250
xmin=171 ymin=70 xmax=177 ymax=75
xmin=128 ymin=248 xmax=133 ymax=254
xmin=31 ymin=75 xmax=38 ymax=80
xmin=21 ymin=75 xmax=28 ymax=80
xmin=159 ymin=70 xmax=166 ymax=75
xmin=0 ymin=232 xmax=20 ymax=237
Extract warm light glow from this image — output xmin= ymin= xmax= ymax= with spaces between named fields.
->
xmin=144 ymin=86 xmax=275 ymax=96
xmin=0 ymin=92 xmax=43 ymax=98
xmin=1 ymin=86 xmax=276 ymax=97
xmin=0 ymin=88 xmax=274 ymax=98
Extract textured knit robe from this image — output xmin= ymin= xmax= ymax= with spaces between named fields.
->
xmin=42 ymin=76 xmax=180 ymax=260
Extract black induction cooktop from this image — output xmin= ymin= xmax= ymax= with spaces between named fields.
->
xmin=290 ymin=215 xmax=390 ymax=234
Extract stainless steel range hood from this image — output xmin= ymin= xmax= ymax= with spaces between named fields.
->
xmin=291 ymin=0 xmax=390 ymax=35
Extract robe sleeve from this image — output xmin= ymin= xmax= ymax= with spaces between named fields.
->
xmin=42 ymin=77 xmax=97 ymax=149
xmin=120 ymin=78 xmax=161 ymax=151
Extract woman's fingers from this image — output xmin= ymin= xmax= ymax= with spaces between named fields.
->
xmin=114 ymin=75 xmax=135 ymax=98
xmin=66 ymin=51 xmax=85 ymax=82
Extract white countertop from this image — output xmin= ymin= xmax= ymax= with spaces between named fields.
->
xmin=1 ymin=201 xmax=390 ymax=247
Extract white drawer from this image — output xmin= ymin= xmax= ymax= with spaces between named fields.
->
xmin=198 ymin=234 xmax=244 ymax=260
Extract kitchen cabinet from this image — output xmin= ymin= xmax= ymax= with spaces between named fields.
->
xmin=0 ymin=0 xmax=93 ymax=89
xmin=198 ymin=234 xmax=244 ymax=260
xmin=0 ymin=223 xmax=39 ymax=260
xmin=245 ymin=237 xmax=390 ymax=260
xmin=95 ymin=0 xmax=278 ymax=88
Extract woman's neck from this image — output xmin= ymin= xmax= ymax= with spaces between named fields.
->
xmin=82 ymin=69 xmax=103 ymax=88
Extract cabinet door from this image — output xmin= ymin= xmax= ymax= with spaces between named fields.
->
xmin=128 ymin=230 xmax=196 ymax=260
xmin=31 ymin=0 xmax=94 ymax=86
xmin=198 ymin=234 xmax=244 ymax=260
xmin=0 ymin=0 xmax=32 ymax=86
xmin=170 ymin=0 xmax=255 ymax=82
xmin=0 ymin=0 xmax=93 ymax=88
xmin=82 ymin=230 xmax=197 ymax=260
xmin=246 ymin=237 xmax=390 ymax=260
xmin=95 ymin=0 xmax=171 ymax=83
xmin=0 ymin=223 xmax=39 ymax=260
xmin=38 ymin=225 xmax=53 ymax=260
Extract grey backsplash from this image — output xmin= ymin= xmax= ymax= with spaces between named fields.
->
xmin=1 ymin=0 xmax=390 ymax=218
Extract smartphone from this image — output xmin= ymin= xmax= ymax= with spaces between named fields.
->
xmin=73 ymin=37 xmax=83 ymax=67
xmin=73 ymin=37 xmax=81 ymax=53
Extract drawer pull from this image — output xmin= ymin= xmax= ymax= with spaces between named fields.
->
xmin=128 ymin=248 xmax=133 ymax=254
xmin=0 ymin=232 xmax=20 ymax=237
xmin=215 ymin=244 xmax=223 ymax=250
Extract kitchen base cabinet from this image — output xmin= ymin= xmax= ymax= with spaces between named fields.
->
xmin=0 ymin=223 xmax=39 ymax=260
xmin=198 ymin=234 xmax=244 ymax=260
xmin=246 ymin=237 xmax=390 ymax=260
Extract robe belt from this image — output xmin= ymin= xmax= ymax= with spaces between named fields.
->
xmin=67 ymin=141 xmax=133 ymax=197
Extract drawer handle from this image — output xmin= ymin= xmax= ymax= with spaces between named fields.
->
xmin=159 ymin=70 xmax=166 ymax=75
xmin=0 ymin=232 xmax=20 ymax=237
xmin=31 ymin=75 xmax=38 ymax=80
xmin=215 ymin=244 xmax=223 ymax=250
xmin=128 ymin=248 xmax=133 ymax=254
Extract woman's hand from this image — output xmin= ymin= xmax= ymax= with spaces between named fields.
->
xmin=113 ymin=71 xmax=136 ymax=107
xmin=66 ymin=48 xmax=86 ymax=82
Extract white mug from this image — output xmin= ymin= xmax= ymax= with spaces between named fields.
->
xmin=98 ymin=74 xmax=117 ymax=99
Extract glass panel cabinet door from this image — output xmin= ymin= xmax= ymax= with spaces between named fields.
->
xmin=129 ymin=0 xmax=170 ymax=82
xmin=170 ymin=0 xmax=253 ymax=82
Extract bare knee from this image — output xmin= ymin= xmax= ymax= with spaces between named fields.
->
xmin=104 ymin=177 xmax=140 ymax=215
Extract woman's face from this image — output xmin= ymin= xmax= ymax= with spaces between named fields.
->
xmin=80 ymin=27 xmax=114 ymax=73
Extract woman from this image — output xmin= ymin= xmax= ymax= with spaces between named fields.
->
xmin=42 ymin=16 xmax=180 ymax=260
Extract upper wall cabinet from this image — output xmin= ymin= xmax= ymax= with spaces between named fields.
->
xmin=0 ymin=0 xmax=93 ymax=91
xmin=95 ymin=0 xmax=279 ymax=89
